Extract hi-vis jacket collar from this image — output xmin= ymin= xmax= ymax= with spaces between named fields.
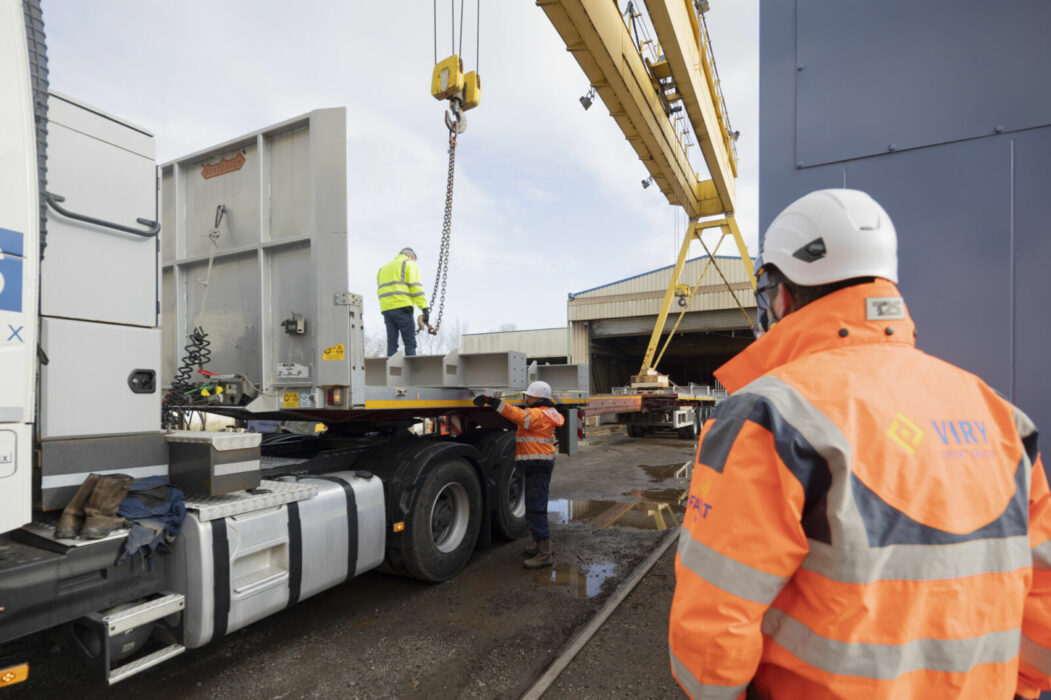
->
xmin=716 ymin=279 xmax=915 ymax=393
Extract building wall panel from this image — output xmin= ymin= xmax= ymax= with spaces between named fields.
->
xmin=760 ymin=0 xmax=1051 ymax=436
xmin=461 ymin=327 xmax=567 ymax=358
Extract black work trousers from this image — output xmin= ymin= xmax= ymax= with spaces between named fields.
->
xmin=383 ymin=306 xmax=417 ymax=356
xmin=522 ymin=459 xmax=554 ymax=541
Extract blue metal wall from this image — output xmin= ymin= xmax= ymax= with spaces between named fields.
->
xmin=760 ymin=0 xmax=1051 ymax=437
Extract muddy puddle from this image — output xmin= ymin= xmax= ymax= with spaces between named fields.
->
xmin=534 ymin=560 xmax=618 ymax=598
xmin=548 ymin=496 xmax=683 ymax=531
xmin=639 ymin=462 xmax=692 ymax=482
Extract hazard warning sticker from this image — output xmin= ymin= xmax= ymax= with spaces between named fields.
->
xmin=322 ymin=343 xmax=345 ymax=361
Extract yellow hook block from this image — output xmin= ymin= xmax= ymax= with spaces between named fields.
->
xmin=431 ymin=55 xmax=464 ymax=101
xmin=462 ymin=71 xmax=481 ymax=111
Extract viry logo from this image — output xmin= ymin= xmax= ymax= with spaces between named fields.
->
xmin=929 ymin=419 xmax=995 ymax=459
xmin=887 ymin=412 xmax=924 ymax=455
xmin=931 ymin=419 xmax=988 ymax=445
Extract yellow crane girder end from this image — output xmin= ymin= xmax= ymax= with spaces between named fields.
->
xmin=694 ymin=179 xmax=726 ymax=217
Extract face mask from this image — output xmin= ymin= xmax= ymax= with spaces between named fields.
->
xmin=754 ymin=266 xmax=778 ymax=334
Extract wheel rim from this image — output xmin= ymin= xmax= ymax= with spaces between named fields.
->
xmin=430 ymin=481 xmax=470 ymax=553
xmin=507 ymin=465 xmax=526 ymax=519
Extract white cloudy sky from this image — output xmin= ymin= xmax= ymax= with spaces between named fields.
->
xmin=43 ymin=0 xmax=758 ymax=337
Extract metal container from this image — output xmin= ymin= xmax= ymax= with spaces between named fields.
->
xmin=165 ymin=431 xmax=262 ymax=497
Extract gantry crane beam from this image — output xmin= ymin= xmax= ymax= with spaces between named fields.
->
xmin=646 ymin=0 xmax=736 ymax=212
xmin=537 ymin=0 xmax=724 ymax=218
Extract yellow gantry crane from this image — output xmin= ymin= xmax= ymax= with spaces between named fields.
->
xmin=537 ymin=0 xmax=756 ymax=386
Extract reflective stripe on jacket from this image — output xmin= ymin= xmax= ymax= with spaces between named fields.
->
xmin=376 ymin=254 xmax=429 ymax=312
xmin=668 ymin=279 xmax=1051 ymax=700
xmin=496 ymin=400 xmax=565 ymax=461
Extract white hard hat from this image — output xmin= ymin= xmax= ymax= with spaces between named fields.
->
xmin=524 ymin=381 xmax=552 ymax=400
xmin=759 ymin=189 xmax=897 ymax=285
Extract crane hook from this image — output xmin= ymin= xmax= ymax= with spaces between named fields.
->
xmin=445 ymin=97 xmax=467 ymax=134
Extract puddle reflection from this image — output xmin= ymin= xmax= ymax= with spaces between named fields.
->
xmin=548 ymin=496 xmax=683 ymax=531
xmin=640 ymin=462 xmax=692 ymax=482
xmin=537 ymin=560 xmax=617 ymax=598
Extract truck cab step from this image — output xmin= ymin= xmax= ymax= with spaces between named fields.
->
xmin=101 ymin=593 xmax=185 ymax=636
xmin=107 ymin=644 xmax=185 ymax=685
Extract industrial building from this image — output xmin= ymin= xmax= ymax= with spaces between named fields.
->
xmin=760 ymin=0 xmax=1051 ymax=435
xmin=463 ymin=255 xmax=756 ymax=393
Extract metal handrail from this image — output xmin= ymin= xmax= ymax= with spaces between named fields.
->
xmin=45 ymin=192 xmax=160 ymax=238
xmin=698 ymin=13 xmax=738 ymax=170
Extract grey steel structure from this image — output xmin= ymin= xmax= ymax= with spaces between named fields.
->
xmin=160 ymin=109 xmax=363 ymax=412
xmin=160 ymin=110 xmax=587 ymax=417
xmin=760 ymin=0 xmax=1051 ymax=434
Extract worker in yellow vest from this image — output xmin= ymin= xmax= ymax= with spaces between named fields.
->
xmin=376 ymin=247 xmax=430 ymax=356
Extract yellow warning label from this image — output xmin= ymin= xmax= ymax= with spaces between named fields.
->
xmin=322 ymin=343 xmax=345 ymax=361
xmin=283 ymin=392 xmax=300 ymax=408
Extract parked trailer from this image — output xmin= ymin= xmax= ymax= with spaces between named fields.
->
xmin=0 ymin=3 xmax=587 ymax=686
xmin=586 ymin=386 xmax=719 ymax=439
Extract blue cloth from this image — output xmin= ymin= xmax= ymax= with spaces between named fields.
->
xmin=522 ymin=460 xmax=554 ymax=541
xmin=383 ymin=306 xmax=417 ymax=356
xmin=117 ymin=476 xmax=186 ymax=567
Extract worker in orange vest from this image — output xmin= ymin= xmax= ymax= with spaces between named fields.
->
xmin=473 ymin=381 xmax=565 ymax=568
xmin=669 ymin=189 xmax=1051 ymax=699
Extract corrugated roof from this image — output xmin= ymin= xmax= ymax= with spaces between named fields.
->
xmin=568 ymin=255 xmax=755 ymax=298
xmin=462 ymin=326 xmax=567 ymax=337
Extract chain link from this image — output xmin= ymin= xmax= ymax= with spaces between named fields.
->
xmin=428 ymin=130 xmax=456 ymax=334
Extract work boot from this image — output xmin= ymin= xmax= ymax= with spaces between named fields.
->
xmin=523 ymin=538 xmax=538 ymax=557
xmin=523 ymin=539 xmax=553 ymax=569
xmin=81 ymin=474 xmax=133 ymax=539
xmin=54 ymin=473 xmax=101 ymax=539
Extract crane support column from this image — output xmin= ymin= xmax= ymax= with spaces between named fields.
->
xmin=634 ymin=218 xmax=726 ymax=384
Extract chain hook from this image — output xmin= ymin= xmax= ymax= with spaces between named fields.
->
xmin=444 ymin=97 xmax=467 ymax=134
xmin=428 ymin=107 xmax=458 ymax=336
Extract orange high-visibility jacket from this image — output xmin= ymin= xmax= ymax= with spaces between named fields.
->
xmin=669 ymin=279 xmax=1051 ymax=700
xmin=495 ymin=399 xmax=564 ymax=461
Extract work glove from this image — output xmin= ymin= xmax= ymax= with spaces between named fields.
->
xmin=421 ymin=309 xmax=430 ymax=324
xmin=472 ymin=394 xmax=493 ymax=407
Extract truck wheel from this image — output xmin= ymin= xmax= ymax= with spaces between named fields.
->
xmin=459 ymin=429 xmax=525 ymax=541
xmin=401 ymin=458 xmax=482 ymax=582
xmin=494 ymin=455 xmax=528 ymax=540
xmin=627 ymin=424 xmax=642 ymax=438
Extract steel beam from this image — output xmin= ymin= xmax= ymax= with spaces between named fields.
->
xmin=646 ymin=0 xmax=737 ymax=212
xmin=537 ymin=0 xmax=723 ymax=217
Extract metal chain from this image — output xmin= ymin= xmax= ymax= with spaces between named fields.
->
xmin=429 ymin=130 xmax=456 ymax=334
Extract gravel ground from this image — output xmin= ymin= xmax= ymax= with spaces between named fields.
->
xmin=545 ymin=546 xmax=685 ymax=699
xmin=3 ymin=432 xmax=695 ymax=699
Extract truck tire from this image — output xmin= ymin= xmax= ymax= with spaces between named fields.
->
xmin=397 ymin=458 xmax=482 ymax=582
xmin=458 ymin=429 xmax=525 ymax=540
xmin=627 ymin=424 xmax=643 ymax=438
xmin=493 ymin=451 xmax=527 ymax=540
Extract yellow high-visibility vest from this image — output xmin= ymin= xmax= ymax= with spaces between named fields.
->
xmin=376 ymin=254 xmax=429 ymax=312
